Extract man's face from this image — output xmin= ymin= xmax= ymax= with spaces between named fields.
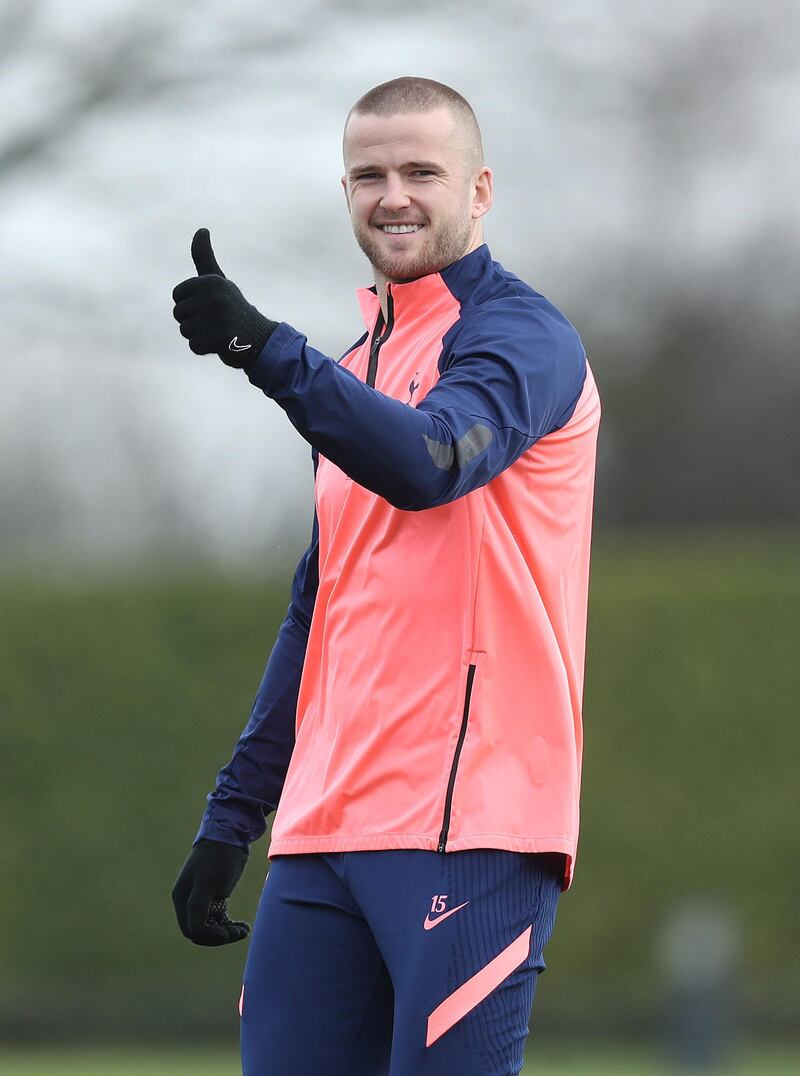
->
xmin=342 ymin=108 xmax=491 ymax=284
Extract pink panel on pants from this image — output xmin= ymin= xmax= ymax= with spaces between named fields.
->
xmin=425 ymin=924 xmax=532 ymax=1047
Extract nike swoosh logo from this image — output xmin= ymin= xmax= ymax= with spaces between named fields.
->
xmin=228 ymin=336 xmax=251 ymax=352
xmin=423 ymin=900 xmax=470 ymax=930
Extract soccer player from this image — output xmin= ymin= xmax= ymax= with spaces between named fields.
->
xmin=171 ymin=76 xmax=600 ymax=1076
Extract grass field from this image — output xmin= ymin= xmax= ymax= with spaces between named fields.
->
xmin=1 ymin=1045 xmax=798 ymax=1075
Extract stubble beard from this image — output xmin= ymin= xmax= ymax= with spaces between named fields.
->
xmin=353 ymin=206 xmax=475 ymax=283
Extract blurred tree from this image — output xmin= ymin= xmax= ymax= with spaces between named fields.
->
xmin=1 ymin=0 xmax=798 ymax=568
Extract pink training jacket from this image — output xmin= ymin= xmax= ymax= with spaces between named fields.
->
xmin=196 ymin=244 xmax=601 ymax=890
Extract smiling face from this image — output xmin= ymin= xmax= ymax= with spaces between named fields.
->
xmin=342 ymin=107 xmax=493 ymax=286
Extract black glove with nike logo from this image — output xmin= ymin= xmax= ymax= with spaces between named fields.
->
xmin=172 ymin=228 xmax=278 ymax=369
xmin=171 ymin=838 xmax=251 ymax=946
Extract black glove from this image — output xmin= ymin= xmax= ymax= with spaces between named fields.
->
xmin=172 ymin=228 xmax=278 ymax=369
xmin=171 ymin=838 xmax=251 ymax=946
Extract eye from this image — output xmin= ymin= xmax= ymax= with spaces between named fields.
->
xmin=356 ymin=173 xmax=380 ymax=181
xmin=412 ymin=170 xmax=435 ymax=177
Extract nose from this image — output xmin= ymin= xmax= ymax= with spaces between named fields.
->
xmin=379 ymin=174 xmax=412 ymax=212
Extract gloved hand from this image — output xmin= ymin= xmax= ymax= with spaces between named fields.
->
xmin=171 ymin=838 xmax=251 ymax=946
xmin=172 ymin=228 xmax=278 ymax=369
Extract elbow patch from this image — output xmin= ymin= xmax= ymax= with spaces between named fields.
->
xmin=422 ymin=422 xmax=493 ymax=471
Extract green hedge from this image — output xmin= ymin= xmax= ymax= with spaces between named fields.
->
xmin=2 ymin=530 xmax=798 ymax=1037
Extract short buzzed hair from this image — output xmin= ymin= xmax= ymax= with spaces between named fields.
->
xmin=344 ymin=76 xmax=484 ymax=177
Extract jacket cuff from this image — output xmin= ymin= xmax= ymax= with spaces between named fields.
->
xmin=194 ymin=818 xmax=255 ymax=849
xmin=244 ymin=321 xmax=304 ymax=394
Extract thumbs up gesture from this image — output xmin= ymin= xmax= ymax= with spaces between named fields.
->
xmin=172 ymin=229 xmax=277 ymax=369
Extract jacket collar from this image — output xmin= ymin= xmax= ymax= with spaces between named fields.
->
xmin=356 ymin=244 xmax=492 ymax=330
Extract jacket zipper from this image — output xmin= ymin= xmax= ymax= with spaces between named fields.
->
xmin=437 ymin=662 xmax=477 ymax=853
xmin=366 ymin=287 xmax=394 ymax=388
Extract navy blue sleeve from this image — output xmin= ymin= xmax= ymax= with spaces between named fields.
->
xmin=194 ymin=481 xmax=319 ymax=848
xmin=246 ymin=298 xmax=586 ymax=512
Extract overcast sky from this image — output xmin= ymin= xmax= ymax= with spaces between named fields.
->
xmin=2 ymin=0 xmax=797 ymax=573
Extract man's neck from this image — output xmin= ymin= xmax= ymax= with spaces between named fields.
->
xmin=374 ymin=273 xmax=391 ymax=323
xmin=372 ymin=232 xmax=484 ymax=321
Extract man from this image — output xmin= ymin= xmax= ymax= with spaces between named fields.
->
xmin=171 ymin=77 xmax=600 ymax=1076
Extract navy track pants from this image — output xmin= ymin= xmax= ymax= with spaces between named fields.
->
xmin=239 ymin=848 xmax=563 ymax=1075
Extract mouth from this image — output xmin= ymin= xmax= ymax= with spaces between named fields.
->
xmin=374 ymin=223 xmax=425 ymax=235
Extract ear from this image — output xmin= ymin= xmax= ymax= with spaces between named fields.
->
xmin=470 ymin=166 xmax=493 ymax=221
xmin=341 ymin=175 xmax=351 ymax=214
